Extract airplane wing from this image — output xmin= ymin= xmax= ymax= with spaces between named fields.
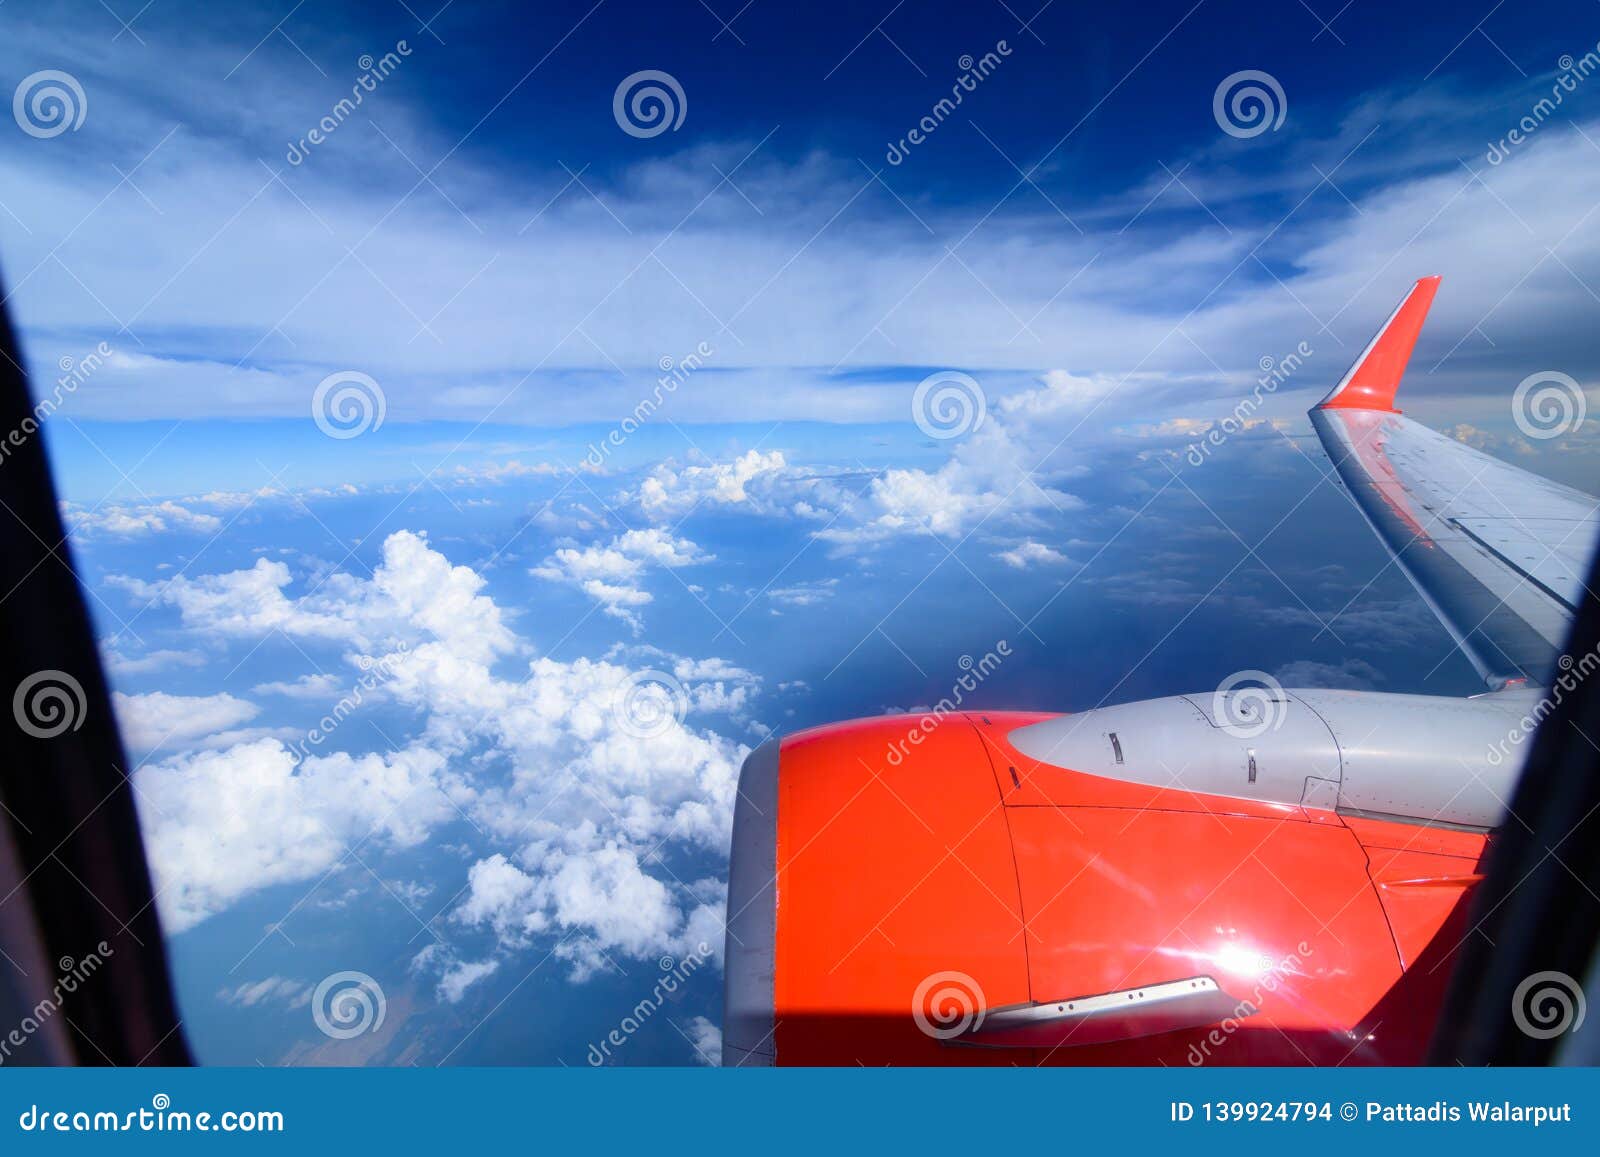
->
xmin=1310 ymin=276 xmax=1600 ymax=688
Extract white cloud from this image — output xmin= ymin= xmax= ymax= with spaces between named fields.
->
xmin=616 ymin=423 xmax=1090 ymax=553
xmin=102 ymin=647 xmax=209 ymax=676
xmin=113 ymin=529 xmax=516 ymax=664
xmin=816 ymin=383 xmax=1088 ymax=547
xmin=63 ymin=500 xmax=222 ymax=537
xmin=124 ymin=531 xmax=753 ymax=970
xmin=532 ymin=528 xmax=709 ymax=632
xmin=684 ymin=1015 xmax=722 ymax=1066
xmin=110 ymin=559 xmax=352 ymax=641
xmin=448 ymin=653 xmax=750 ymax=854
xmin=996 ymin=541 xmax=1073 ymax=569
xmin=253 ymin=673 xmax=344 ymax=699
xmin=192 ymin=486 xmax=290 ymax=509
xmin=407 ymin=943 xmax=501 ymax=1004
xmin=137 ymin=738 xmax=457 ymax=932
xmin=113 ymin=690 xmax=261 ymax=752
xmin=60 ymin=485 xmax=370 ymax=546
xmin=13 ymin=114 xmax=1595 ymax=428
xmin=220 ymin=976 xmax=310 ymax=1009
xmin=453 ymin=855 xmax=542 ymax=945
xmin=1 ymin=13 xmax=1595 ymax=452
xmin=437 ymin=958 xmax=500 ymax=1004
xmin=386 ymin=879 xmax=435 ymax=909
xmin=454 ymin=848 xmax=724 ymax=981
xmin=638 ymin=450 xmax=800 ymax=519
xmin=767 ymin=579 xmax=838 ymax=607
xmin=999 ymin=370 xmax=1121 ymax=419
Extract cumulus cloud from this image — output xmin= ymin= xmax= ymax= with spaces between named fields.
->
xmin=63 ymin=500 xmax=222 ymax=538
xmin=663 ymin=656 xmax=761 ymax=717
xmin=125 ymin=531 xmax=753 ymax=972
xmin=137 ymin=738 xmax=458 ymax=932
xmin=815 ymin=374 xmax=1098 ymax=547
xmin=61 ymin=485 xmax=371 ymax=546
xmin=532 ymin=528 xmax=710 ymax=632
xmin=999 ymin=370 xmax=1123 ymax=419
xmin=453 ymin=848 xmax=724 ymax=980
xmin=113 ymin=529 xmax=516 ymax=663
xmin=455 ymin=858 xmax=540 ymax=947
xmin=637 ymin=450 xmax=808 ymax=520
xmin=113 ymin=690 xmax=262 ymax=752
xmin=598 ymin=377 xmax=1100 ymax=551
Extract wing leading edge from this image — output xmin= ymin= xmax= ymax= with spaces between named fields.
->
xmin=1309 ymin=277 xmax=1599 ymax=687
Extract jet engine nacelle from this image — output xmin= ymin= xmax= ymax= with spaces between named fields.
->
xmin=725 ymin=688 xmax=1535 ymax=1066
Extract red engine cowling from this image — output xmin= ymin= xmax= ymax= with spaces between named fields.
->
xmin=724 ymin=710 xmax=1488 ymax=1067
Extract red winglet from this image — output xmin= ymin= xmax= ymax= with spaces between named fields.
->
xmin=1317 ymin=276 xmax=1441 ymax=413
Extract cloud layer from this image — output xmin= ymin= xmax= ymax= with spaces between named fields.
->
xmin=125 ymin=530 xmax=753 ymax=979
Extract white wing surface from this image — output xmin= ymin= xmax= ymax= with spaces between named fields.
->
xmin=1310 ymin=277 xmax=1599 ymax=686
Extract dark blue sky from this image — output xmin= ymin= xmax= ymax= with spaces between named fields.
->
xmin=202 ymin=0 xmax=1588 ymax=188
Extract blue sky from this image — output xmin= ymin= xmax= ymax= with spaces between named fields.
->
xmin=3 ymin=0 xmax=1598 ymax=1065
